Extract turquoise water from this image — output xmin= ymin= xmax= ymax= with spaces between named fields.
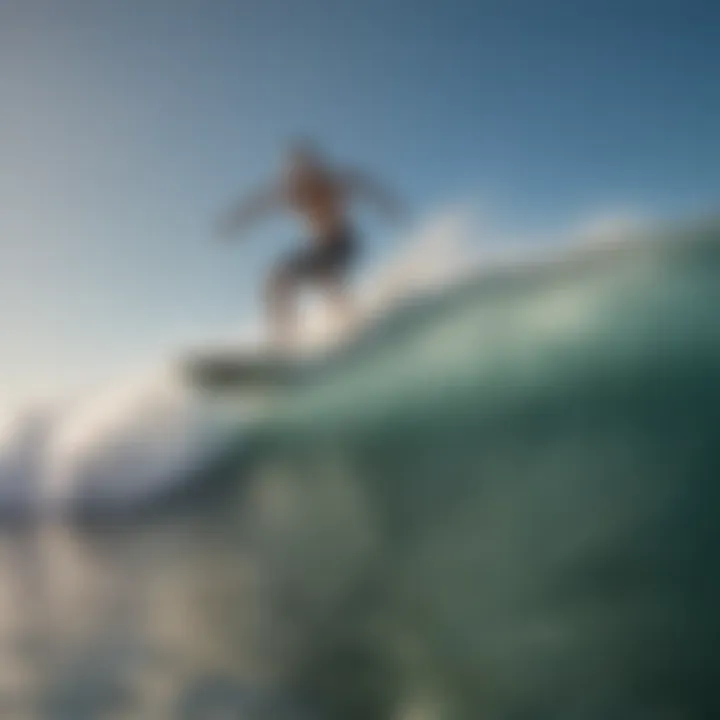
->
xmin=1 ymin=222 xmax=719 ymax=718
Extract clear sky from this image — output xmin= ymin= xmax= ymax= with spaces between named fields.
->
xmin=1 ymin=0 xmax=719 ymax=404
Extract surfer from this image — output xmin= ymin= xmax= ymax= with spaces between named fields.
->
xmin=217 ymin=142 xmax=403 ymax=348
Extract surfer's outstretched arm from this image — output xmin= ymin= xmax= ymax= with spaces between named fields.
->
xmin=216 ymin=185 xmax=284 ymax=240
xmin=343 ymin=170 xmax=405 ymax=222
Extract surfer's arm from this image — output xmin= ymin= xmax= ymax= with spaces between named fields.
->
xmin=342 ymin=170 xmax=405 ymax=222
xmin=216 ymin=185 xmax=284 ymax=240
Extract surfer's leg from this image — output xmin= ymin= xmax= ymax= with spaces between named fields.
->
xmin=266 ymin=260 xmax=300 ymax=348
xmin=266 ymin=245 xmax=320 ymax=348
xmin=266 ymin=232 xmax=357 ymax=347
xmin=323 ymin=278 xmax=356 ymax=335
xmin=319 ymin=228 xmax=358 ymax=334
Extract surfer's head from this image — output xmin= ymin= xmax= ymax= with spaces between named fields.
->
xmin=284 ymin=139 xmax=322 ymax=176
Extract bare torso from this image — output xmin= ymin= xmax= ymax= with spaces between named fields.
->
xmin=283 ymin=168 xmax=349 ymax=242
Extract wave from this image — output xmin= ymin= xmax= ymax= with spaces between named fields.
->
xmin=241 ymin=218 xmax=720 ymax=719
xmin=0 ymin=218 xmax=718 ymax=520
xmin=0 ymin=368 xmax=250 ymax=517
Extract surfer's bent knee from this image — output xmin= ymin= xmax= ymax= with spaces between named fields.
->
xmin=267 ymin=261 xmax=296 ymax=300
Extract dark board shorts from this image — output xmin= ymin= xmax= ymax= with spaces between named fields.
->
xmin=277 ymin=225 xmax=357 ymax=286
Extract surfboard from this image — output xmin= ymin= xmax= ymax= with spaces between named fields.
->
xmin=180 ymin=348 xmax=300 ymax=392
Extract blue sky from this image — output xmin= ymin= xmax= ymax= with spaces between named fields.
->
xmin=1 ymin=0 xmax=719 ymax=403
